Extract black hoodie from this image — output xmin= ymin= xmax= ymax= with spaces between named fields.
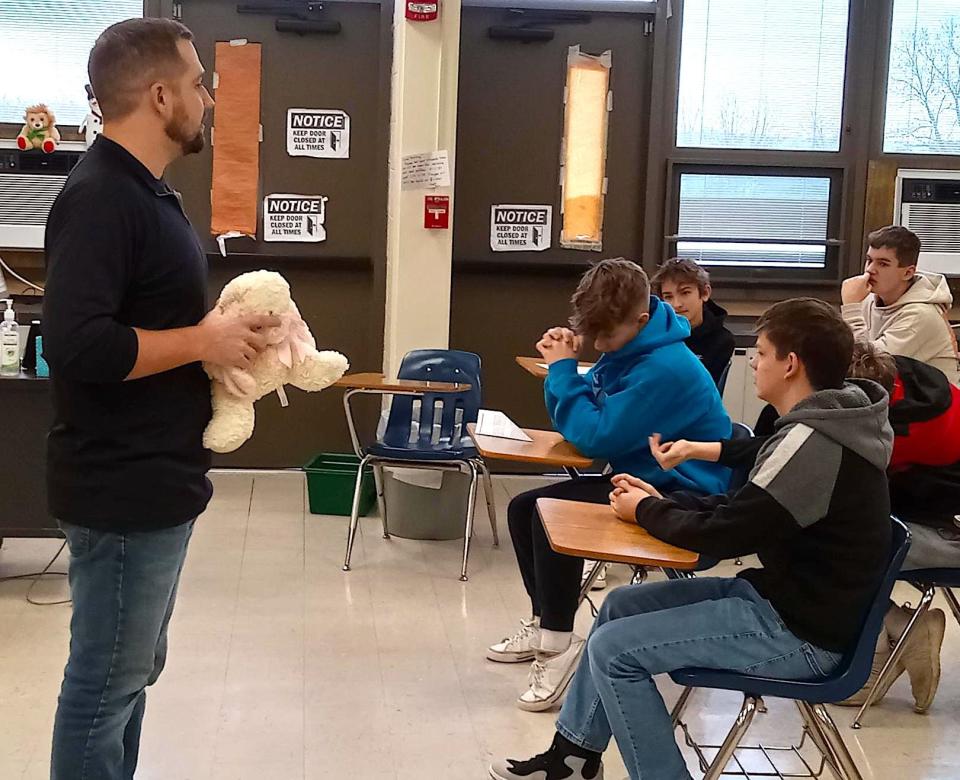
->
xmin=637 ymin=380 xmax=894 ymax=652
xmin=685 ymin=299 xmax=736 ymax=387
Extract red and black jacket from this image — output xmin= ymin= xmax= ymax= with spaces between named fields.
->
xmin=887 ymin=355 xmax=960 ymax=470
xmin=735 ymin=359 xmax=960 ymax=528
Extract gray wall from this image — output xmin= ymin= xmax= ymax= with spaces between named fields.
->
xmin=451 ymin=7 xmax=654 ymax=438
xmin=167 ymin=0 xmax=392 ymax=467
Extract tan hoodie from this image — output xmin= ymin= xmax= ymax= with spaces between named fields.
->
xmin=842 ymin=271 xmax=960 ymax=386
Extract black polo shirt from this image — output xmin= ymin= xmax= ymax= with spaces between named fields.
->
xmin=43 ymin=136 xmax=213 ymax=531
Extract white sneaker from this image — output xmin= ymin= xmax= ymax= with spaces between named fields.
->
xmin=582 ymin=561 xmax=608 ymax=591
xmin=487 ymin=619 xmax=541 ymax=663
xmin=517 ymin=636 xmax=586 ymax=711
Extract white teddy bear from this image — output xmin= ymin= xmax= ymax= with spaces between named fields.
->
xmin=203 ymin=270 xmax=349 ymax=453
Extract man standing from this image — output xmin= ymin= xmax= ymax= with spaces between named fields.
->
xmin=43 ymin=19 xmax=277 ymax=779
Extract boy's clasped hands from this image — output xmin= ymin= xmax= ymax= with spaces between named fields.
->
xmin=536 ymin=326 xmax=583 ymax=365
xmin=609 ymin=474 xmax=661 ymax=523
xmin=534 ymin=324 xmax=697 ymax=525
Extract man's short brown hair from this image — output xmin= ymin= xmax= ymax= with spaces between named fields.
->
xmin=848 ymin=341 xmax=897 ymax=395
xmin=867 ymin=225 xmax=921 ymax=268
xmin=88 ymin=18 xmax=194 ymax=121
xmin=650 ymin=258 xmax=710 ymax=295
xmin=570 ymin=258 xmax=650 ymax=337
xmin=754 ymin=298 xmax=854 ymax=391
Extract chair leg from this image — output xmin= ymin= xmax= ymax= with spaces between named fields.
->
xmin=460 ymin=461 xmax=480 ymax=582
xmin=853 ymin=584 xmax=936 ymax=728
xmin=941 ymin=587 xmax=960 ymax=627
xmin=578 ymin=560 xmax=605 ymax=605
xmin=810 ymin=703 xmax=864 ymax=780
xmin=796 ymin=701 xmax=844 ymax=780
xmin=703 ymin=695 xmax=759 ymax=780
xmin=372 ymin=463 xmax=389 ymax=539
xmin=342 ymin=455 xmax=372 ymax=572
xmin=670 ymin=686 xmax=694 ymax=727
xmin=476 ymin=459 xmax=499 ymax=547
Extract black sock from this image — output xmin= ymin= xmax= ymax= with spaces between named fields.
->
xmin=553 ymin=732 xmax=602 ymax=761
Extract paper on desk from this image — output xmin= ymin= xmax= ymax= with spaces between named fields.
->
xmin=476 ymin=410 xmax=533 ymax=442
xmin=537 ymin=362 xmax=592 ymax=376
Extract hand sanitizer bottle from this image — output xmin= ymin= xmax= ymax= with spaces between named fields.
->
xmin=1 ymin=299 xmax=20 ymax=376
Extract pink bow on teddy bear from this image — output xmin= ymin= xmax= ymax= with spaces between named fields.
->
xmin=206 ymin=309 xmax=315 ymax=405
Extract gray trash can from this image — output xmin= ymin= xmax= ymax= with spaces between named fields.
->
xmin=381 ymin=468 xmax=472 ymax=540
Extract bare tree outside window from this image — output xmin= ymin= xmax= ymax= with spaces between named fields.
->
xmin=884 ymin=1 xmax=960 ymax=155
xmin=677 ymin=0 xmax=849 ymax=152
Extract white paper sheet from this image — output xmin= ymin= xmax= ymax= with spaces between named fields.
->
xmin=401 ymin=150 xmax=451 ymax=190
xmin=476 ymin=410 xmax=533 ymax=442
xmin=537 ymin=362 xmax=592 ymax=376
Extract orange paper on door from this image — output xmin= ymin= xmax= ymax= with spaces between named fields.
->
xmin=210 ymin=41 xmax=262 ymax=239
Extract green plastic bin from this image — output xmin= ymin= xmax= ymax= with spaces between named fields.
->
xmin=303 ymin=453 xmax=376 ymax=517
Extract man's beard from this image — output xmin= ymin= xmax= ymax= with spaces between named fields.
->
xmin=164 ymin=100 xmax=205 ymax=155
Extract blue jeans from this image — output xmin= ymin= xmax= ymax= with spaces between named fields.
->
xmin=556 ymin=577 xmax=842 ymax=780
xmin=51 ymin=520 xmax=195 ymax=780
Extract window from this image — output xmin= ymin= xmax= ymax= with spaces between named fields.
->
xmin=676 ymin=0 xmax=850 ymax=152
xmin=883 ymin=0 xmax=960 ymax=155
xmin=0 ymin=1 xmax=143 ymax=126
xmin=675 ymin=172 xmax=832 ymax=269
xmin=561 ymin=46 xmax=611 ymax=251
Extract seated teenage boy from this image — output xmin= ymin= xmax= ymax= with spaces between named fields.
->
xmin=844 ymin=342 xmax=959 ymax=711
xmin=648 ymin=340 xmax=957 ymax=714
xmin=847 ymin=343 xmax=960 ymax=566
xmin=841 ymin=225 xmax=959 ymax=385
xmin=487 ymin=258 xmax=731 ymax=713
xmin=651 ymin=257 xmax=736 ymax=386
xmin=490 ymin=298 xmax=893 ymax=780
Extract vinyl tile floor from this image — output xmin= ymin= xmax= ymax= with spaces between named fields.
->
xmin=1 ymin=471 xmax=958 ymax=779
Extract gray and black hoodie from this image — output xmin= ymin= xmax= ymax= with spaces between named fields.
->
xmin=636 ymin=380 xmax=894 ymax=652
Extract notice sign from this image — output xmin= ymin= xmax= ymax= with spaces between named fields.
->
xmin=490 ymin=205 xmax=552 ymax=252
xmin=264 ymin=194 xmax=328 ymax=243
xmin=286 ymin=109 xmax=350 ymax=159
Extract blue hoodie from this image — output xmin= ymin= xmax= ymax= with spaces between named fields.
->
xmin=544 ymin=296 xmax=732 ymax=494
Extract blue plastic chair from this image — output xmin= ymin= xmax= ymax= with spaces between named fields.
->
xmin=853 ymin=565 xmax=960 ymax=727
xmin=717 ymin=360 xmax=732 ymax=395
xmin=667 ymin=517 xmax=910 ymax=780
xmin=340 ymin=350 xmax=498 ymax=581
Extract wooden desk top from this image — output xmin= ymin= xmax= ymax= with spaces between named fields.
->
xmin=537 ymin=498 xmax=699 ymax=569
xmin=335 ymin=372 xmax=471 ymax=393
xmin=515 ymin=355 xmax=595 ymax=380
xmin=466 ymin=423 xmax=593 ymax=468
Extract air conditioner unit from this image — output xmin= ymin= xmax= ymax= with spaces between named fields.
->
xmin=0 ymin=141 xmax=84 ymax=250
xmin=894 ymin=168 xmax=960 ymax=276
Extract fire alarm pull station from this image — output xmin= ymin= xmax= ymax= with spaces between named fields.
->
xmin=424 ymin=195 xmax=450 ymax=229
